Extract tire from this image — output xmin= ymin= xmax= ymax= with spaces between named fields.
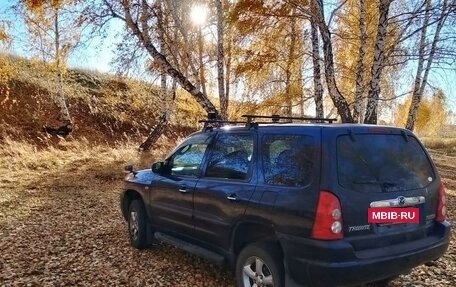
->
xmin=236 ymin=242 xmax=284 ymax=287
xmin=128 ymin=199 xmax=148 ymax=249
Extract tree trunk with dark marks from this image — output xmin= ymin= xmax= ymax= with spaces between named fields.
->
xmin=225 ymin=30 xmax=232 ymax=119
xmin=140 ymin=0 xmax=168 ymax=151
xmin=406 ymin=0 xmax=448 ymax=131
xmin=139 ymin=114 xmax=168 ymax=151
xmin=311 ymin=16 xmax=324 ymax=118
xmin=284 ymin=11 xmax=297 ymax=117
xmin=197 ymin=28 xmax=208 ymax=100
xmin=54 ymin=8 xmax=71 ymax=126
xmin=314 ymin=0 xmax=353 ymax=123
xmin=364 ymin=0 xmax=392 ymax=124
xmin=216 ymin=0 xmax=227 ymax=120
xmin=353 ymin=0 xmax=367 ymax=123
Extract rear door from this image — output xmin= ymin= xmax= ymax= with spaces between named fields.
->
xmin=251 ymin=129 xmax=321 ymax=238
xmin=323 ymin=127 xmax=439 ymax=249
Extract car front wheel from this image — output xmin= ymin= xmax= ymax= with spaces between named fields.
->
xmin=236 ymin=242 xmax=284 ymax=287
xmin=128 ymin=199 xmax=148 ymax=249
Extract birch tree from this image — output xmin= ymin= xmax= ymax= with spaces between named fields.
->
xmin=104 ymin=0 xmax=219 ymax=118
xmin=138 ymin=0 xmax=171 ymax=151
xmin=405 ymin=0 xmax=450 ymax=131
xmin=363 ymin=0 xmax=393 ymax=124
xmin=284 ymin=9 xmax=297 ymax=117
xmin=312 ymin=0 xmax=354 ymax=122
xmin=353 ymin=0 xmax=367 ymax=123
xmin=310 ymin=16 xmax=324 ymax=118
xmin=215 ymin=0 xmax=228 ymax=120
xmin=17 ymin=0 xmax=89 ymax=131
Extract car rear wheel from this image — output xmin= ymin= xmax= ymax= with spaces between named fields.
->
xmin=236 ymin=242 xmax=284 ymax=287
xmin=128 ymin=199 xmax=148 ymax=249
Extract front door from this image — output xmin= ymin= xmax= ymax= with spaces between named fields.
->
xmin=149 ymin=132 xmax=213 ymax=236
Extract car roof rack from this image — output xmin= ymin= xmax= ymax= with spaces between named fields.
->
xmin=242 ymin=114 xmax=337 ymax=124
xmin=199 ymin=113 xmax=337 ymax=131
xmin=199 ymin=119 xmax=247 ymax=131
xmin=199 ymin=112 xmax=246 ymax=131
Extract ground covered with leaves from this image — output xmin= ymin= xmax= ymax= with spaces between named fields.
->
xmin=0 ymin=140 xmax=454 ymax=286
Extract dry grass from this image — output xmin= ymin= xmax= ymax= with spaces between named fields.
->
xmin=0 ymin=138 xmax=173 ymax=225
xmin=422 ymin=137 xmax=456 ymax=154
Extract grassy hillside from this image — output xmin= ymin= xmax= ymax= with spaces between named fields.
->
xmin=0 ymin=53 xmax=203 ymax=146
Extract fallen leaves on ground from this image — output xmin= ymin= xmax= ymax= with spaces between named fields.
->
xmin=0 ymin=145 xmax=454 ymax=286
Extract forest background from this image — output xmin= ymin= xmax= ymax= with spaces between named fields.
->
xmin=0 ymin=0 xmax=455 ymax=150
xmin=1 ymin=1 xmax=456 ymax=286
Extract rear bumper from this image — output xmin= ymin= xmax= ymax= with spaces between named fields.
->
xmin=279 ymin=221 xmax=451 ymax=287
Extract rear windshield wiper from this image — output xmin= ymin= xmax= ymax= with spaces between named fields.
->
xmin=354 ymin=180 xmax=397 ymax=185
xmin=353 ymin=180 xmax=401 ymax=191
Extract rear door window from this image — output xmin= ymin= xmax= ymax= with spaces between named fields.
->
xmin=262 ymin=135 xmax=315 ymax=187
xmin=337 ymin=134 xmax=435 ymax=192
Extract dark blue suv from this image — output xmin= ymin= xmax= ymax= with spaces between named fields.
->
xmin=120 ymin=115 xmax=450 ymax=287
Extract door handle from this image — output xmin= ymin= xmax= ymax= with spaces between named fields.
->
xmin=179 ymin=188 xmax=190 ymax=194
xmin=227 ymin=194 xmax=237 ymax=201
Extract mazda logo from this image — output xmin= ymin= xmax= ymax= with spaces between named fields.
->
xmin=398 ymin=196 xmax=406 ymax=206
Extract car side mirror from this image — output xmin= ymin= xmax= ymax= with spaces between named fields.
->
xmin=151 ymin=161 xmax=164 ymax=174
xmin=124 ymin=165 xmax=134 ymax=174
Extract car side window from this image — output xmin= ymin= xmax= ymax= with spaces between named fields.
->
xmin=205 ymin=133 xmax=254 ymax=180
xmin=262 ymin=135 xmax=314 ymax=187
xmin=168 ymin=143 xmax=209 ymax=177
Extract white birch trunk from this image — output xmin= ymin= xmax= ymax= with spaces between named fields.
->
xmin=314 ymin=0 xmax=354 ymax=123
xmin=197 ymin=28 xmax=208 ymax=98
xmin=284 ymin=12 xmax=297 ymax=117
xmin=225 ymin=30 xmax=232 ymax=119
xmin=406 ymin=0 xmax=448 ymax=131
xmin=311 ymin=16 xmax=324 ymax=118
xmin=54 ymin=8 xmax=71 ymax=124
xmin=364 ymin=0 xmax=393 ymax=124
xmin=216 ymin=0 xmax=227 ymax=120
xmin=353 ymin=0 xmax=367 ymax=123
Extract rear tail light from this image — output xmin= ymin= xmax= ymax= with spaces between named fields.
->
xmin=312 ymin=190 xmax=344 ymax=240
xmin=436 ymin=183 xmax=447 ymax=222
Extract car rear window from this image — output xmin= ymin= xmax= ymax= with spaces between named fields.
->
xmin=337 ymin=134 xmax=435 ymax=192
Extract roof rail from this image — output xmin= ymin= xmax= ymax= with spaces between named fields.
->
xmin=242 ymin=114 xmax=337 ymax=124
xmin=199 ymin=113 xmax=337 ymax=131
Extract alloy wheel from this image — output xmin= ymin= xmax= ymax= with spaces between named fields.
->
xmin=129 ymin=210 xmax=139 ymax=241
xmin=242 ymin=256 xmax=274 ymax=287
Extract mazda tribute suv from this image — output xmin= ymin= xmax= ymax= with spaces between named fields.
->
xmin=120 ymin=114 xmax=450 ymax=287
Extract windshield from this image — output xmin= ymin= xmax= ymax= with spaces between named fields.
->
xmin=337 ymin=134 xmax=435 ymax=192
